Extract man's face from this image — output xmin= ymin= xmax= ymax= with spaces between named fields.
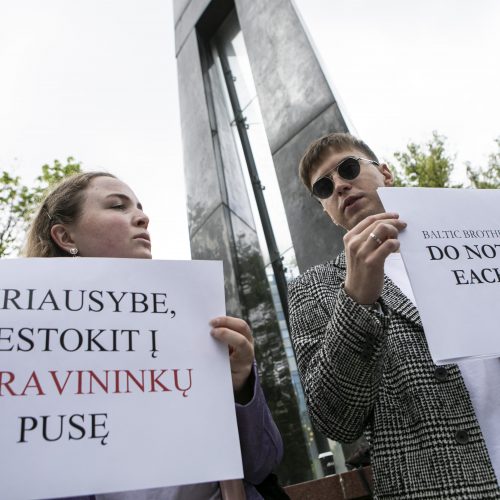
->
xmin=310 ymin=148 xmax=394 ymax=230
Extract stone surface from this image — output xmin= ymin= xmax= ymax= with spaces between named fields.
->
xmin=173 ymin=0 xmax=191 ymax=25
xmin=235 ymin=0 xmax=335 ymax=154
xmin=177 ymin=30 xmax=223 ymax=238
xmin=190 ymin=204 xmax=242 ymax=317
xmin=273 ymin=103 xmax=348 ymax=272
xmin=234 ymin=0 xmax=349 ymax=271
xmin=174 ymin=0 xmax=212 ymax=56
xmin=208 ymin=54 xmax=255 ymax=229
xmin=174 ymin=0 xmax=347 ymax=485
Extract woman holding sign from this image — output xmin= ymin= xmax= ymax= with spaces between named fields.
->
xmin=24 ymin=172 xmax=284 ymax=500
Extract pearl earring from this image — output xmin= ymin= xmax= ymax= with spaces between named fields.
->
xmin=69 ymin=248 xmax=78 ymax=257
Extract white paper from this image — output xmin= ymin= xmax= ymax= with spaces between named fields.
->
xmin=378 ymin=187 xmax=500 ymax=364
xmin=0 ymin=258 xmax=243 ymax=500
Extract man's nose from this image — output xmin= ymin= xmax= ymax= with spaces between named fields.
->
xmin=333 ymin=172 xmax=352 ymax=195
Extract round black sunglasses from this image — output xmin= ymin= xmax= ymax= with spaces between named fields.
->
xmin=311 ymin=156 xmax=380 ymax=199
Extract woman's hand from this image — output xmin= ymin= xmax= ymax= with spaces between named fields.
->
xmin=210 ymin=316 xmax=254 ymax=400
xmin=344 ymin=212 xmax=407 ymax=305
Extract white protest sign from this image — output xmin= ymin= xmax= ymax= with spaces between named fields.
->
xmin=378 ymin=187 xmax=500 ymax=364
xmin=0 ymin=258 xmax=243 ymax=500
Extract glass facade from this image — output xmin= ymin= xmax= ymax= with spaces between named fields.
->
xmin=208 ymin=9 xmax=341 ymax=479
xmin=192 ymin=9 xmax=315 ymax=484
xmin=177 ymin=0 xmax=352 ymax=484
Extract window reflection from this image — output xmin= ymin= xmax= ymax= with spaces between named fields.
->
xmin=210 ymin=10 xmax=334 ymax=479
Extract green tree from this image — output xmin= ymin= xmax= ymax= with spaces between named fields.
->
xmin=465 ymin=138 xmax=500 ymax=189
xmin=392 ymin=132 xmax=500 ymax=189
xmin=0 ymin=157 xmax=81 ymax=257
xmin=391 ymin=131 xmax=461 ymax=188
xmin=0 ymin=172 xmax=34 ymax=256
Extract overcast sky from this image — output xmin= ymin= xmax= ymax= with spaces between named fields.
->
xmin=1 ymin=0 xmax=498 ymax=259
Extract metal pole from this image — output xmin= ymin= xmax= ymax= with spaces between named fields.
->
xmin=217 ymin=45 xmax=290 ymax=329
xmin=217 ymin=40 xmax=331 ymax=466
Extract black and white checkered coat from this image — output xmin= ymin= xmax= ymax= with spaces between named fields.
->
xmin=288 ymin=252 xmax=500 ymax=499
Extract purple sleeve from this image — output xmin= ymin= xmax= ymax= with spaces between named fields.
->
xmin=45 ymin=496 xmax=95 ymax=500
xmin=235 ymin=364 xmax=284 ymax=485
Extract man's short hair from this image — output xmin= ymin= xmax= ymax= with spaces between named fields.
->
xmin=299 ymin=132 xmax=379 ymax=190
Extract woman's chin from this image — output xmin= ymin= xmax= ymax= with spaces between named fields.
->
xmin=132 ymin=249 xmax=153 ymax=259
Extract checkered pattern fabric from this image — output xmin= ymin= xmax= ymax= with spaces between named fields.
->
xmin=288 ymin=252 xmax=500 ymax=499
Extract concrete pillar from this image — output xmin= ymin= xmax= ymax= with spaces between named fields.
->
xmin=174 ymin=0 xmax=313 ymax=484
xmin=235 ymin=0 xmax=348 ymax=272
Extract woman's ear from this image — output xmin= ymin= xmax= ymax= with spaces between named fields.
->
xmin=50 ymin=224 xmax=76 ymax=254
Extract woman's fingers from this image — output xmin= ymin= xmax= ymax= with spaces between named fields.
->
xmin=210 ymin=316 xmax=253 ymax=344
xmin=211 ymin=327 xmax=253 ymax=354
xmin=210 ymin=316 xmax=254 ymax=393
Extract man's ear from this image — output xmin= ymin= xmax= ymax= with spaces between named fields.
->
xmin=380 ymin=163 xmax=394 ymax=186
xmin=50 ymin=224 xmax=76 ymax=254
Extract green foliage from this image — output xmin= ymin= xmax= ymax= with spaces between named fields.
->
xmin=0 ymin=172 xmax=33 ymax=256
xmin=0 ymin=158 xmax=81 ymax=257
xmin=392 ymin=132 xmax=499 ymax=189
xmin=465 ymin=138 xmax=500 ymax=189
xmin=391 ymin=131 xmax=461 ymax=188
xmin=36 ymin=158 xmax=82 ymax=190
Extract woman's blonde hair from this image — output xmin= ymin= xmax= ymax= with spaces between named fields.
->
xmin=23 ymin=171 xmax=116 ymax=257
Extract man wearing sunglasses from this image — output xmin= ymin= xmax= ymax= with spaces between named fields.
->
xmin=288 ymin=133 xmax=500 ymax=499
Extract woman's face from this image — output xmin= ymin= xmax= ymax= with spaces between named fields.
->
xmin=63 ymin=176 xmax=152 ymax=259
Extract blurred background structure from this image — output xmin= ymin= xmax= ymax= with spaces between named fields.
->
xmin=175 ymin=0 xmax=354 ymax=483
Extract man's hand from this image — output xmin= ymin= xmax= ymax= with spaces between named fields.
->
xmin=344 ymin=212 xmax=407 ymax=305
xmin=210 ymin=316 xmax=254 ymax=398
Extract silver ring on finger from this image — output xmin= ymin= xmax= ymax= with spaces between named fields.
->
xmin=369 ymin=232 xmax=383 ymax=246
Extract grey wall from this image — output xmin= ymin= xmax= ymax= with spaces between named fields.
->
xmin=176 ymin=28 xmax=243 ymax=317
xmin=174 ymin=0 xmax=313 ymax=484
xmin=235 ymin=0 xmax=348 ymax=272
